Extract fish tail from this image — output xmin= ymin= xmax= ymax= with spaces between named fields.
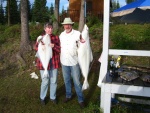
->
xmin=82 ymin=79 xmax=89 ymax=90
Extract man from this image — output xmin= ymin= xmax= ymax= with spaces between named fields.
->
xmin=35 ymin=22 xmax=61 ymax=105
xmin=59 ymin=17 xmax=85 ymax=108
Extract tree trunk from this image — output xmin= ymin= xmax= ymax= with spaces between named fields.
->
xmin=18 ymin=0 xmax=31 ymax=67
xmin=7 ymin=0 xmax=10 ymax=26
xmin=78 ymin=0 xmax=85 ymax=32
xmin=53 ymin=0 xmax=59 ymax=31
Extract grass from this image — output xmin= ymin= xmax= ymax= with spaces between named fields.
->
xmin=0 ymin=24 xmax=150 ymax=113
xmin=0 ymin=34 xmax=102 ymax=113
xmin=0 ymin=55 xmax=102 ymax=113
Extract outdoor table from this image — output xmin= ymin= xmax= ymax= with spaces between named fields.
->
xmin=101 ymin=53 xmax=150 ymax=113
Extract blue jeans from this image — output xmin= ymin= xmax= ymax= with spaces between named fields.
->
xmin=61 ymin=63 xmax=84 ymax=103
xmin=40 ymin=68 xmax=58 ymax=100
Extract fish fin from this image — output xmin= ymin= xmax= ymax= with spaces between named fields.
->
xmin=82 ymin=80 xmax=89 ymax=90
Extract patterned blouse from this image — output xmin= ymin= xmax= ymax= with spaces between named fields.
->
xmin=35 ymin=34 xmax=61 ymax=70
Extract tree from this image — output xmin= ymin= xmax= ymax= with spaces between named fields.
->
xmin=78 ymin=0 xmax=85 ymax=32
xmin=61 ymin=6 xmax=65 ymax=14
xmin=6 ymin=0 xmax=10 ymax=25
xmin=53 ymin=0 xmax=59 ymax=31
xmin=116 ymin=0 xmax=120 ymax=9
xmin=49 ymin=3 xmax=54 ymax=16
xmin=27 ymin=0 xmax=32 ymax=22
xmin=111 ymin=0 xmax=120 ymax=12
xmin=126 ymin=0 xmax=136 ymax=4
xmin=18 ymin=0 xmax=31 ymax=22
xmin=17 ymin=0 xmax=31 ymax=67
xmin=0 ymin=4 xmax=4 ymax=24
xmin=49 ymin=3 xmax=54 ymax=22
xmin=5 ymin=0 xmax=20 ymax=25
xmin=31 ymin=0 xmax=49 ymax=22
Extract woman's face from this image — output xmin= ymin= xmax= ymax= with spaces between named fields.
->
xmin=44 ymin=26 xmax=53 ymax=35
xmin=63 ymin=24 xmax=72 ymax=33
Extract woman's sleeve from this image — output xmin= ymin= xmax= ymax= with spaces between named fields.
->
xmin=52 ymin=36 xmax=61 ymax=53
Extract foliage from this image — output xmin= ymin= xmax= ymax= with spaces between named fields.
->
xmin=86 ymin=16 xmax=103 ymax=39
xmin=5 ymin=0 xmax=20 ymax=24
xmin=110 ymin=24 xmax=150 ymax=50
xmin=73 ymin=22 xmax=79 ymax=30
xmin=29 ymin=24 xmax=44 ymax=41
xmin=31 ymin=0 xmax=49 ymax=22
xmin=89 ymin=23 xmax=103 ymax=39
xmin=126 ymin=0 xmax=136 ymax=4
xmin=0 ymin=4 xmax=5 ymax=24
xmin=86 ymin=15 xmax=102 ymax=28
xmin=111 ymin=0 xmax=120 ymax=12
xmin=0 ymin=24 xmax=21 ymax=44
xmin=0 ymin=0 xmax=55 ymax=25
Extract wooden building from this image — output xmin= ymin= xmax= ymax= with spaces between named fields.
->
xmin=60 ymin=0 xmax=105 ymax=23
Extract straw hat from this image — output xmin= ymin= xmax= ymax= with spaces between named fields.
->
xmin=61 ymin=17 xmax=74 ymax=25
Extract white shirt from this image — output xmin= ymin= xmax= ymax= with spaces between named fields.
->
xmin=59 ymin=29 xmax=80 ymax=66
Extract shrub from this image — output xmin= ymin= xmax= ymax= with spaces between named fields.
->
xmin=110 ymin=24 xmax=150 ymax=50
xmin=0 ymin=24 xmax=21 ymax=44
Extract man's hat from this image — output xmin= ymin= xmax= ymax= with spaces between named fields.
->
xmin=61 ymin=17 xmax=74 ymax=25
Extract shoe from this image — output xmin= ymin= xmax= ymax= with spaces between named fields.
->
xmin=79 ymin=102 xmax=85 ymax=108
xmin=51 ymin=99 xmax=57 ymax=104
xmin=63 ymin=97 xmax=71 ymax=103
xmin=40 ymin=99 xmax=45 ymax=105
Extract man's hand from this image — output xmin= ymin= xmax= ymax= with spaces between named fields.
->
xmin=80 ymin=35 xmax=85 ymax=43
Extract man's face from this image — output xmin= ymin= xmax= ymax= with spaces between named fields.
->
xmin=63 ymin=24 xmax=72 ymax=33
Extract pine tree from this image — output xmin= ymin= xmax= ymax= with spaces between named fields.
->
xmin=111 ymin=0 xmax=120 ymax=12
xmin=0 ymin=4 xmax=4 ymax=24
xmin=49 ymin=3 xmax=54 ymax=23
xmin=50 ymin=3 xmax=54 ymax=16
xmin=5 ymin=0 xmax=20 ymax=24
xmin=126 ymin=0 xmax=136 ymax=4
xmin=31 ymin=0 xmax=49 ymax=22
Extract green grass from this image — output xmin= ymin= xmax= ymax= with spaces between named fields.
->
xmin=0 ymin=24 xmax=150 ymax=113
xmin=0 ymin=60 xmax=102 ymax=113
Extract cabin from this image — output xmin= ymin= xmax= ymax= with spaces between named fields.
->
xmin=59 ymin=0 xmax=107 ymax=23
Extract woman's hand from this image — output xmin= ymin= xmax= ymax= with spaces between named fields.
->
xmin=50 ymin=43 xmax=54 ymax=48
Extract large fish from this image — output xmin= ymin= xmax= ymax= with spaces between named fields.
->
xmin=37 ymin=34 xmax=52 ymax=78
xmin=78 ymin=24 xmax=93 ymax=90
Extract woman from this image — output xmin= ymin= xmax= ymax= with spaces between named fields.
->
xmin=35 ymin=22 xmax=60 ymax=105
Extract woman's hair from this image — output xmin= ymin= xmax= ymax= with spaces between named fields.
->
xmin=41 ymin=22 xmax=53 ymax=35
xmin=44 ymin=22 xmax=53 ymax=29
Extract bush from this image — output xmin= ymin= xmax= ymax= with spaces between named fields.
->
xmin=0 ymin=24 xmax=21 ymax=44
xmin=29 ymin=24 xmax=44 ymax=41
xmin=110 ymin=24 xmax=150 ymax=50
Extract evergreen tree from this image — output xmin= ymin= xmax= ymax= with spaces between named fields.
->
xmin=116 ymin=0 xmax=120 ymax=9
xmin=61 ymin=6 xmax=65 ymax=14
xmin=31 ymin=0 xmax=49 ymax=22
xmin=0 ymin=4 xmax=4 ymax=24
xmin=49 ymin=3 xmax=54 ymax=22
xmin=49 ymin=3 xmax=54 ymax=15
xmin=5 ymin=0 xmax=20 ymax=24
xmin=126 ymin=0 xmax=136 ymax=4
xmin=27 ymin=0 xmax=32 ymax=22
xmin=111 ymin=0 xmax=120 ymax=12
